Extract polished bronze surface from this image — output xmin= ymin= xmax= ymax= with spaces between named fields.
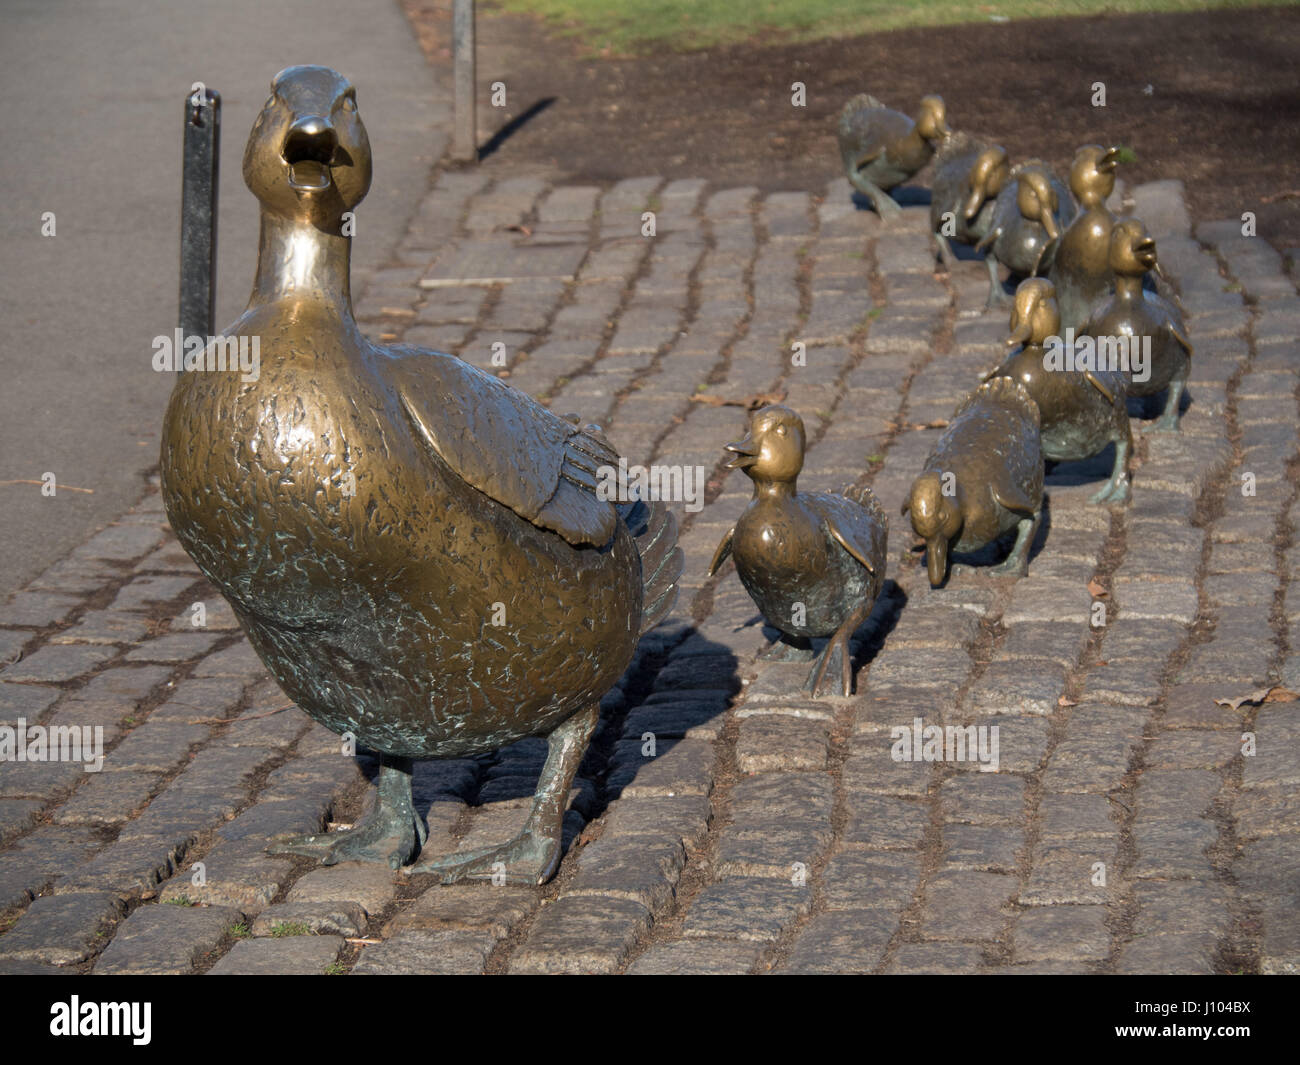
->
xmin=904 ymin=377 xmax=1043 ymax=586
xmin=838 ymin=93 xmax=951 ymax=220
xmin=985 ymin=278 xmax=1131 ymax=503
xmin=1049 ymin=144 xmax=1128 ymax=331
xmin=707 ymin=406 xmax=887 ymax=697
xmin=1085 ymin=218 xmax=1193 ymax=431
xmin=159 ymin=66 xmax=682 ymax=884
xmin=930 ymin=135 xmax=1008 ymax=266
xmin=975 ymin=161 xmax=1077 ymax=310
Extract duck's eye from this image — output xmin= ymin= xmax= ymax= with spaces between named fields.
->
xmin=777 ymin=426 xmax=787 ymax=436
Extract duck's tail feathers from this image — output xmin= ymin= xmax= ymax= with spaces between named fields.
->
xmin=956 ymin=375 xmax=1041 ymax=427
xmin=617 ymin=498 xmax=684 ymax=637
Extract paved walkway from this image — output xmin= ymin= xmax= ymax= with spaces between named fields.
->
xmin=1 ymin=163 xmax=1297 ymax=974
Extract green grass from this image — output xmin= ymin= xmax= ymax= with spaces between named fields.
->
xmin=270 ymin=921 xmax=312 ymax=937
xmin=492 ymin=0 xmax=1296 ymax=55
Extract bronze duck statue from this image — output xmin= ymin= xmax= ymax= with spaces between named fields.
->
xmin=838 ymin=93 xmax=951 ymax=220
xmin=707 ymin=406 xmax=887 ymax=697
xmin=159 ymin=66 xmax=683 ymax=884
xmin=904 ymin=377 xmax=1043 ymax=586
xmin=1048 ymin=145 xmax=1133 ymax=331
xmin=984 ymin=278 xmax=1131 ymax=504
xmin=1084 ymin=218 xmax=1193 ymax=431
xmin=930 ymin=137 xmax=1009 ymax=268
xmin=974 ymin=162 xmax=1076 ymax=310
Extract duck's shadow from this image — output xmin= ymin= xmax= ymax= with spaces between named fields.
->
xmin=851 ymin=185 xmax=931 ymax=212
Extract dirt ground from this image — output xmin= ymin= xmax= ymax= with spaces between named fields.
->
xmin=404 ymin=3 xmax=1300 ymax=251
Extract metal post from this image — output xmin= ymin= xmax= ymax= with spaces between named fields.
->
xmin=452 ymin=0 xmax=477 ymax=162
xmin=179 ymin=86 xmax=220 ymax=365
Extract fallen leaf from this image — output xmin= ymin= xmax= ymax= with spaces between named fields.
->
xmin=506 ymin=224 xmax=533 ymax=236
xmin=1212 ymin=686 xmax=1298 ymax=711
xmin=690 ymin=390 xmax=786 ymax=411
xmin=1263 ymin=686 xmax=1300 ymax=703
xmin=1057 ymin=696 xmax=1077 ymax=707
xmin=1087 ymin=578 xmax=1108 ymax=598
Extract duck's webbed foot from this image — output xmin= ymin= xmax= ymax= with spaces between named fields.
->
xmin=804 ymin=603 xmax=872 ymax=698
xmin=268 ymin=754 xmax=425 ymax=870
xmin=984 ymin=256 xmax=1011 ymax=311
xmin=1090 ymin=437 xmax=1132 ymax=504
xmin=990 ymin=511 xmax=1041 ymax=577
xmin=409 ymin=702 xmax=599 ymax=885
xmin=761 ymin=635 xmax=817 ymax=663
xmin=1152 ymin=381 xmax=1185 ymax=433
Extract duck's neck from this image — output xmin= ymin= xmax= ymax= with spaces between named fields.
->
xmin=1113 ymin=275 xmax=1144 ymax=301
xmin=751 ymin=478 xmax=797 ymax=501
xmin=249 ymin=210 xmax=355 ymax=317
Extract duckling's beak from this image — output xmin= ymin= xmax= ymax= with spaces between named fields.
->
xmin=1098 ymin=147 xmax=1122 ymax=174
xmin=283 ymin=116 xmax=338 ymax=192
xmin=937 ymin=116 xmax=953 ymax=138
xmin=1007 ymin=318 xmax=1033 ymax=348
xmin=1132 ymin=236 xmax=1158 ymax=270
xmin=926 ymin=536 xmax=948 ymax=587
xmin=724 ymin=435 xmax=759 ymax=470
xmin=962 ymin=185 xmax=986 ymax=222
xmin=1040 ymin=207 xmax=1060 ymax=243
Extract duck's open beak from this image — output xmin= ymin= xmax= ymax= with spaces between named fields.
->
xmin=1133 ymin=236 xmax=1158 ymax=271
xmin=1098 ymin=147 xmax=1122 ymax=174
xmin=926 ymin=536 xmax=949 ymax=587
xmin=724 ymin=435 xmax=758 ymax=470
xmin=283 ymin=116 xmax=338 ymax=192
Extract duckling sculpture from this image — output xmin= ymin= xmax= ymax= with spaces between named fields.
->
xmin=1084 ymin=218 xmax=1192 ymax=431
xmin=930 ymin=137 xmax=1009 ymax=267
xmin=904 ymin=377 xmax=1043 ymax=586
xmin=159 ymin=67 xmax=683 ymax=885
xmin=984 ymin=279 xmax=1131 ymax=503
xmin=838 ymin=93 xmax=951 ymax=220
xmin=1049 ymin=145 xmax=1131 ymax=331
xmin=707 ymin=406 xmax=887 ymax=697
xmin=974 ymin=162 xmax=1076 ymax=310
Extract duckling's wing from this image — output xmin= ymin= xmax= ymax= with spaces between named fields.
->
xmin=387 ymin=349 xmax=618 ymax=548
xmin=824 ymin=485 xmax=887 ymax=575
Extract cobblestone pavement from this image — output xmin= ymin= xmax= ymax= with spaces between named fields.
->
xmin=2 ymin=168 xmax=1298 ymax=975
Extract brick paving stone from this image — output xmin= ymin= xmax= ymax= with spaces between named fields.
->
xmin=125 ymin=633 xmax=224 ymax=662
xmin=1116 ymin=932 xmax=1219 ymax=974
xmin=779 ymin=908 xmax=898 ymax=973
xmin=208 ymin=934 xmax=344 ymax=975
xmin=384 ymin=884 xmax=537 ymax=940
xmin=566 ymin=834 xmax=687 ymax=913
xmin=1039 ymin=793 xmax=1117 ymax=839
xmin=966 ymin=660 xmax=1066 ymax=716
xmin=0 ymin=892 xmax=125 ymax=965
xmin=1144 ymin=730 xmax=1243 ymax=771
xmin=1 ymin=644 xmax=114 ymax=683
xmin=921 ymin=871 xmax=1017 ymax=940
xmin=52 ymin=771 xmax=161 ymax=825
xmin=0 ymin=798 xmax=45 ymax=844
xmin=104 ymin=722 xmax=209 ymax=773
xmin=885 ymin=942 xmax=987 ymax=974
xmin=287 ymin=862 xmax=399 ymax=917
xmin=159 ymin=839 xmax=295 ymax=915
xmin=0 ymin=681 xmax=61 ymax=720
xmin=509 ymin=896 xmax=650 ymax=974
xmin=2 ymin=593 xmax=84 ymax=629
xmin=606 ymin=736 xmax=715 ymax=798
xmin=1235 ymin=788 xmax=1300 ymax=840
xmin=353 ymin=929 xmax=495 ymax=975
xmin=735 ymin=714 xmax=830 ymax=772
xmin=683 ymin=878 xmax=812 ymax=943
xmin=1131 ymin=819 xmax=1218 ymax=879
xmin=940 ymin=775 xmax=1026 ymax=825
xmin=626 ymin=938 xmax=763 ymax=974
xmin=1012 ymin=906 xmax=1110 ymax=962
xmin=941 ymin=824 xmax=1023 ymax=873
xmin=1132 ymin=881 xmax=1231 ymax=939
xmin=93 ymin=903 xmax=243 ymax=974
xmin=841 ymin=794 xmax=929 ymax=851
xmin=51 ymin=610 xmax=151 ymax=645
xmin=820 ymin=851 xmax=923 ymax=911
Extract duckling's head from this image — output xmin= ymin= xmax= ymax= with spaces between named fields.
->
xmin=1068 ymin=145 xmax=1120 ymax=207
xmin=243 ymin=66 xmax=372 ymax=228
xmin=964 ymin=147 xmax=1011 ymax=220
xmin=1014 ymin=168 xmax=1061 ymax=242
xmin=1109 ymin=217 xmax=1158 ymax=278
xmin=903 ymin=471 xmax=963 ymax=587
xmin=1007 ymin=277 xmax=1060 ymax=349
xmin=914 ymin=96 xmax=952 ymax=143
xmin=725 ymin=405 xmax=806 ymax=487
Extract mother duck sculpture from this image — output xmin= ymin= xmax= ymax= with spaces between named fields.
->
xmin=160 ymin=67 xmax=682 ymax=885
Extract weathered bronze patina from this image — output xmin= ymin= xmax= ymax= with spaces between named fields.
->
xmin=708 ymin=406 xmax=887 ymax=697
xmin=159 ymin=66 xmax=682 ymax=884
xmin=985 ymin=279 xmax=1131 ymax=503
xmin=904 ymin=377 xmax=1043 ymax=586
xmin=930 ymin=136 xmax=1008 ymax=270
xmin=1086 ymin=218 xmax=1193 ymax=431
xmin=838 ymin=93 xmax=951 ymax=220
xmin=975 ymin=162 xmax=1076 ymax=309
xmin=1049 ymin=145 xmax=1128 ymax=331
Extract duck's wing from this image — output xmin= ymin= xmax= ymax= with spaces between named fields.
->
xmin=386 ymin=349 xmax=619 ymax=548
xmin=822 ymin=485 xmax=886 ymax=575
xmin=707 ymin=526 xmax=736 ymax=576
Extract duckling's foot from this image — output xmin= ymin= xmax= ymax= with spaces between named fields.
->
xmin=409 ymin=701 xmax=599 ymax=886
xmin=804 ymin=603 xmax=871 ymax=697
xmin=1089 ymin=475 xmax=1131 ymax=505
xmin=268 ymin=754 xmax=424 ymax=870
xmin=761 ymin=636 xmax=816 ymax=663
xmin=989 ymin=511 xmax=1041 ymax=577
xmin=1151 ymin=414 xmax=1182 ymax=433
